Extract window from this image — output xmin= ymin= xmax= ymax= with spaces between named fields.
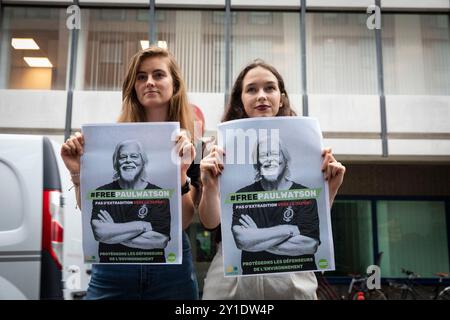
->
xmin=76 ymin=9 xmax=148 ymax=91
xmin=187 ymin=221 xmax=218 ymax=296
xmin=330 ymin=200 xmax=374 ymax=276
xmin=329 ymin=198 xmax=449 ymax=279
xmin=306 ymin=13 xmax=377 ymax=94
xmin=377 ymin=200 xmax=449 ymax=278
xmin=383 ymin=14 xmax=450 ymax=95
xmin=249 ymin=12 xmax=273 ymax=25
xmin=231 ymin=11 xmax=301 ymax=95
xmin=192 ymin=223 xmax=217 ymax=263
xmin=212 ymin=11 xmax=237 ymax=25
xmin=1 ymin=7 xmax=69 ymax=90
xmin=156 ymin=10 xmax=225 ymax=93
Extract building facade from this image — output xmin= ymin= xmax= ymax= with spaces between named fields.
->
xmin=0 ymin=0 xmax=449 ymax=293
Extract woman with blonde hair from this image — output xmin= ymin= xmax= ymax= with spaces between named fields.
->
xmin=61 ymin=46 xmax=200 ymax=299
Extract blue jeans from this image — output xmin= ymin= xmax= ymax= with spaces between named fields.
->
xmin=85 ymin=232 xmax=198 ymax=300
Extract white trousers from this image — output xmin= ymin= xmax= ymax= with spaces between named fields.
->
xmin=202 ymin=243 xmax=318 ymax=300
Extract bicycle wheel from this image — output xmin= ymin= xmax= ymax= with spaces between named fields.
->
xmin=317 ymin=284 xmax=340 ymax=300
xmin=366 ymin=289 xmax=388 ymax=300
xmin=316 ymin=287 xmax=330 ymax=300
xmin=316 ymin=274 xmax=341 ymax=300
xmin=437 ymin=287 xmax=450 ymax=300
xmin=401 ymin=289 xmax=417 ymax=300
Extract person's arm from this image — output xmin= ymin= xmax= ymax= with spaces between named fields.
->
xmin=121 ymin=231 xmax=170 ymax=249
xmin=322 ymin=148 xmax=346 ymax=206
xmin=232 ymin=223 xmax=300 ymax=252
xmin=74 ymin=184 xmax=81 ymax=209
xmin=91 ymin=217 xmax=151 ymax=244
xmin=181 ymin=175 xmax=195 ymax=230
xmin=198 ymin=145 xmax=224 ymax=229
xmin=266 ymin=235 xmax=319 ymax=256
xmin=61 ymin=132 xmax=84 ymax=209
xmin=176 ymin=132 xmax=197 ymax=230
xmin=199 ymin=185 xmax=221 ymax=229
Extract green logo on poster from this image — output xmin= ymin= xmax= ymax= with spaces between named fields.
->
xmin=225 ymin=265 xmax=239 ymax=275
xmin=167 ymin=252 xmax=176 ymax=262
xmin=318 ymin=259 xmax=329 ymax=269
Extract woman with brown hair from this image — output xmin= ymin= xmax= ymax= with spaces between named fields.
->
xmin=61 ymin=47 xmax=199 ymax=299
xmin=199 ymin=60 xmax=346 ymax=299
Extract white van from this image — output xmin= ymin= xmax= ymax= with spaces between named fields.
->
xmin=0 ymin=134 xmax=65 ymax=299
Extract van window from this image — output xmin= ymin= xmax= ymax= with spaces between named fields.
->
xmin=0 ymin=161 xmax=24 ymax=231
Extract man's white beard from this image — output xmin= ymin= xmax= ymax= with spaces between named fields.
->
xmin=261 ymin=166 xmax=279 ymax=182
xmin=120 ymin=167 xmax=143 ymax=182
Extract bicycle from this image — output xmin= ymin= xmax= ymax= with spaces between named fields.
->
xmin=317 ymin=251 xmax=387 ymax=300
xmin=388 ymin=268 xmax=450 ymax=300
xmin=316 ymin=271 xmax=387 ymax=300
xmin=346 ymin=272 xmax=387 ymax=300
xmin=316 ymin=271 xmax=341 ymax=300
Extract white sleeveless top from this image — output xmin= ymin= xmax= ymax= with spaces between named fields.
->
xmin=202 ymin=242 xmax=318 ymax=300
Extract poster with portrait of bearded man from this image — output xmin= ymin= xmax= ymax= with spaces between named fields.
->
xmin=218 ymin=117 xmax=335 ymax=276
xmin=81 ymin=123 xmax=182 ymax=264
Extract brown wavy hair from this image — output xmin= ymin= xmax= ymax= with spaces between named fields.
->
xmin=119 ymin=46 xmax=194 ymax=139
xmin=222 ymin=60 xmax=296 ymax=122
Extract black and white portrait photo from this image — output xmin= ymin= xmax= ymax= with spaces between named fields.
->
xmin=219 ymin=117 xmax=334 ymax=276
xmin=81 ymin=123 xmax=182 ymax=264
xmin=231 ymin=134 xmax=320 ymax=274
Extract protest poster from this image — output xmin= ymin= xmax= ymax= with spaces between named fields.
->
xmin=81 ymin=123 xmax=182 ymax=264
xmin=218 ymin=117 xmax=335 ymax=276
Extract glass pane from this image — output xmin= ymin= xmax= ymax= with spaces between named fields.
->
xmin=156 ymin=10 xmax=225 ymax=93
xmin=192 ymin=224 xmax=217 ymax=263
xmin=1 ymin=7 xmax=69 ymax=90
xmin=383 ymin=14 xmax=450 ymax=95
xmin=77 ymin=9 xmax=148 ymax=91
xmin=330 ymin=200 xmax=373 ymax=276
xmin=377 ymin=201 xmax=449 ymax=278
xmin=187 ymin=221 xmax=218 ymax=297
xmin=231 ymin=11 xmax=301 ymax=95
xmin=306 ymin=13 xmax=377 ymax=94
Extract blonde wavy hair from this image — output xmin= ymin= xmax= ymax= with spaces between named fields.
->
xmin=119 ymin=46 xmax=194 ymax=139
